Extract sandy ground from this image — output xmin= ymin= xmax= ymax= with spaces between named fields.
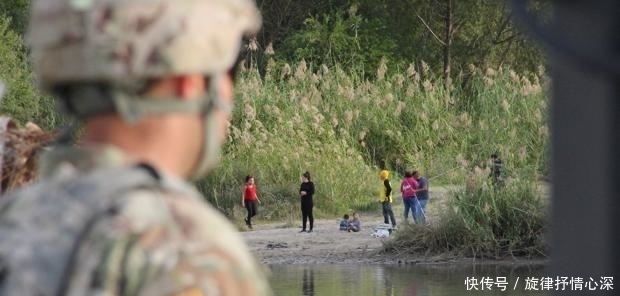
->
xmin=241 ymin=186 xmax=549 ymax=266
xmin=241 ymin=214 xmax=390 ymax=265
xmin=242 ymin=188 xmax=454 ymax=265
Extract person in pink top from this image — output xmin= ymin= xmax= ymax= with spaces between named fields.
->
xmin=400 ymin=170 xmax=419 ymax=223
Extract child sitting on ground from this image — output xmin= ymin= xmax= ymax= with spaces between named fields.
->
xmin=348 ymin=212 xmax=361 ymax=232
xmin=339 ymin=214 xmax=350 ymax=231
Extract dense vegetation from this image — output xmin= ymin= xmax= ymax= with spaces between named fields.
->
xmin=384 ymin=180 xmax=548 ymax=258
xmin=198 ymin=60 xmax=548 ymax=220
xmin=254 ymin=0 xmax=548 ymax=78
xmin=0 ymin=17 xmax=58 ymax=129
xmin=1 ymin=1 xmax=549 ymax=257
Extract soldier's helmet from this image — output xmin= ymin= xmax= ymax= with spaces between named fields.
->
xmin=26 ymin=0 xmax=261 ymax=177
xmin=28 ymin=0 xmax=261 ymax=93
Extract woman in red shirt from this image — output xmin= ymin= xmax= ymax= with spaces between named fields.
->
xmin=241 ymin=175 xmax=261 ymax=229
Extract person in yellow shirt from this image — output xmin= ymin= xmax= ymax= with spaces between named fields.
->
xmin=379 ymin=170 xmax=397 ymax=229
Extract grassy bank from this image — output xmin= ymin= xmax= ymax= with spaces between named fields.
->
xmin=200 ymin=59 xmax=549 ymax=222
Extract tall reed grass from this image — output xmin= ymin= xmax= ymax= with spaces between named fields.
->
xmin=199 ymin=59 xmax=549 ymax=223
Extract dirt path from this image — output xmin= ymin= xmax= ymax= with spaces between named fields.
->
xmin=242 ymin=187 xmax=454 ymax=265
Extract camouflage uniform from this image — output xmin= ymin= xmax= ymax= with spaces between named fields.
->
xmin=0 ymin=146 xmax=270 ymax=295
xmin=0 ymin=0 xmax=271 ymax=295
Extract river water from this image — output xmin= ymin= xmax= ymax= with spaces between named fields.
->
xmin=269 ymin=264 xmax=549 ymax=296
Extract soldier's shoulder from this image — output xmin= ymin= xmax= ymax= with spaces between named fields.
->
xmin=99 ymin=183 xmax=272 ymax=295
xmin=0 ymin=168 xmax=271 ymax=295
xmin=0 ymin=165 xmax=165 ymax=241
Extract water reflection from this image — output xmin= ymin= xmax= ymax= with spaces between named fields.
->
xmin=302 ymin=268 xmax=314 ymax=296
xmin=270 ymin=264 xmax=548 ymax=296
xmin=377 ymin=265 xmax=428 ymax=296
xmin=376 ymin=266 xmax=393 ymax=296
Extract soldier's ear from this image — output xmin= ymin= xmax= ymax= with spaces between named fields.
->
xmin=176 ymin=75 xmax=206 ymax=100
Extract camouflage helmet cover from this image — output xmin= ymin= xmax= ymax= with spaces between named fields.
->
xmin=28 ymin=0 xmax=261 ymax=89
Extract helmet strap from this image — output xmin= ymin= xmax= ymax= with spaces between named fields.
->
xmin=56 ymin=74 xmax=231 ymax=179
xmin=189 ymin=74 xmax=231 ymax=179
xmin=113 ymin=74 xmax=230 ymax=179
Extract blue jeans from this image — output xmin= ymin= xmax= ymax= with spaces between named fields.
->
xmin=414 ymin=198 xmax=428 ymax=224
xmin=403 ymin=197 xmax=416 ymax=221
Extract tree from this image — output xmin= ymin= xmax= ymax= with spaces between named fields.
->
xmin=266 ymin=0 xmax=546 ymax=77
xmin=0 ymin=0 xmax=30 ymax=34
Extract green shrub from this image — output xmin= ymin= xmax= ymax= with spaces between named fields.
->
xmin=0 ymin=16 xmax=62 ymax=129
xmin=384 ymin=174 xmax=548 ymax=258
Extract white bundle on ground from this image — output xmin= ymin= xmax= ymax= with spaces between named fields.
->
xmin=371 ymin=224 xmax=393 ymax=238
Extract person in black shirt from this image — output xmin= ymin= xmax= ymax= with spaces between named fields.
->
xmin=299 ymin=171 xmax=315 ymax=233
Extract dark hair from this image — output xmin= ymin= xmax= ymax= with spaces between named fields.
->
xmin=405 ymin=171 xmax=413 ymax=178
xmin=491 ymin=153 xmax=498 ymax=159
xmin=245 ymin=175 xmax=253 ymax=183
xmin=303 ymin=171 xmax=311 ymax=181
xmin=412 ymin=170 xmax=418 ymax=176
xmin=343 ymin=214 xmax=349 ymax=219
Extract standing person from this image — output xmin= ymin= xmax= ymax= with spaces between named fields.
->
xmin=400 ymin=170 xmax=418 ymax=223
xmin=379 ymin=170 xmax=397 ymax=229
xmin=242 ymin=175 xmax=261 ymax=229
xmin=0 ymin=1 xmax=271 ymax=295
xmin=490 ymin=153 xmax=504 ymax=187
xmin=299 ymin=171 xmax=315 ymax=233
xmin=413 ymin=171 xmax=429 ymax=224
